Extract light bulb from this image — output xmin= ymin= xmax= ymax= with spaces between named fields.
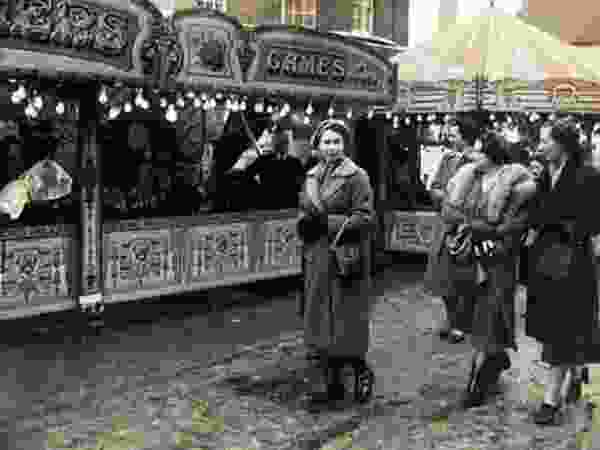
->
xmin=11 ymin=91 xmax=23 ymax=104
xmin=507 ymin=115 xmax=513 ymax=123
xmin=108 ymin=106 xmax=121 ymax=120
xmin=231 ymin=101 xmax=240 ymax=112
xmin=490 ymin=113 xmax=496 ymax=120
xmin=303 ymin=116 xmax=311 ymax=125
xmin=202 ymin=101 xmax=210 ymax=111
xmin=266 ymin=105 xmax=274 ymax=114
xmin=165 ymin=104 xmax=178 ymax=123
xmin=25 ymin=103 xmax=36 ymax=118
xmin=417 ymin=114 xmax=423 ymax=122
xmin=444 ymin=114 xmax=450 ymax=122
xmin=367 ymin=109 xmax=374 ymax=119
xmin=216 ymin=92 xmax=223 ymax=100
xmin=346 ymin=109 xmax=353 ymax=119
xmin=283 ymin=103 xmax=291 ymax=113
xmin=124 ymin=102 xmax=132 ymax=113
xmin=33 ymin=95 xmax=43 ymax=110
xmin=55 ymin=101 xmax=65 ymax=115
xmin=186 ymin=91 xmax=195 ymax=99
xmin=201 ymin=93 xmax=208 ymax=101
xmin=225 ymin=99 xmax=232 ymax=110
xmin=98 ymin=86 xmax=108 ymax=104
xmin=209 ymin=98 xmax=216 ymax=108
xmin=160 ymin=98 xmax=168 ymax=108
xmin=134 ymin=90 xmax=145 ymax=107
xmin=404 ymin=117 xmax=410 ymax=125
xmin=328 ymin=106 xmax=334 ymax=117
xmin=385 ymin=111 xmax=392 ymax=120
xmin=140 ymin=99 xmax=150 ymax=110
xmin=176 ymin=96 xmax=185 ymax=108
xmin=255 ymin=102 xmax=264 ymax=113
xmin=193 ymin=97 xmax=202 ymax=108
xmin=305 ymin=103 xmax=314 ymax=115
xmin=240 ymin=100 xmax=247 ymax=111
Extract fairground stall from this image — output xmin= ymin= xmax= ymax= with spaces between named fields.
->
xmin=98 ymin=9 xmax=396 ymax=304
xmin=0 ymin=0 xmax=167 ymax=319
xmin=384 ymin=4 xmax=600 ymax=255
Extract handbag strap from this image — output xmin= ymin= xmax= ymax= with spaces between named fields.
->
xmin=331 ymin=216 xmax=352 ymax=249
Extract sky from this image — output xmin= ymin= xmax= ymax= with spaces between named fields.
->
xmin=409 ymin=0 xmax=525 ymax=47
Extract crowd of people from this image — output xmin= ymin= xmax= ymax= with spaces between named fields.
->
xmin=292 ymin=114 xmax=600 ymax=428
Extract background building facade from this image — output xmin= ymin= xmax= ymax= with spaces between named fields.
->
xmin=170 ymin=0 xmax=409 ymax=46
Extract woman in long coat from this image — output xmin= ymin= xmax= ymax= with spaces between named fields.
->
xmin=526 ymin=119 xmax=600 ymax=425
xmin=441 ymin=132 xmax=537 ymax=408
xmin=296 ymin=119 xmax=376 ymax=404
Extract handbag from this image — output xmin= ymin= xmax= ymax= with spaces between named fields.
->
xmin=445 ymin=224 xmax=474 ymax=265
xmin=330 ymin=216 xmax=362 ymax=278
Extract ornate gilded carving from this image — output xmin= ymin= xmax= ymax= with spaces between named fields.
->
xmin=11 ymin=0 xmax=53 ymax=42
xmin=1 ymin=238 xmax=70 ymax=304
xmin=189 ymin=224 xmax=249 ymax=279
xmin=8 ymin=0 xmax=132 ymax=59
xmin=236 ymin=38 xmax=256 ymax=77
xmin=94 ymin=11 xmax=126 ymax=56
xmin=263 ymin=220 xmax=300 ymax=269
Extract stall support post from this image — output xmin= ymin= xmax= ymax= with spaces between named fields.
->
xmin=78 ymin=90 xmax=103 ymax=317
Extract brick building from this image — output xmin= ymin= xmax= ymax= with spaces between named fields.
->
xmin=520 ymin=0 xmax=600 ymax=46
xmin=171 ymin=0 xmax=408 ymax=54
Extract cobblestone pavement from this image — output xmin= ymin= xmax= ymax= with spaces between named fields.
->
xmin=2 ymin=266 xmax=598 ymax=450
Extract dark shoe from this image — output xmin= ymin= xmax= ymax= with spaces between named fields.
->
xmin=448 ymin=329 xmax=466 ymax=343
xmin=533 ymin=403 xmax=561 ymax=425
xmin=437 ymin=328 xmax=451 ymax=339
xmin=462 ymin=358 xmax=485 ymax=409
xmin=566 ymin=367 xmax=589 ymax=404
xmin=354 ymin=363 xmax=375 ymax=403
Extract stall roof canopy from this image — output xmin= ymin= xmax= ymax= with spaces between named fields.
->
xmin=391 ymin=6 xmax=600 ymax=84
xmin=0 ymin=0 xmax=164 ymax=83
xmin=169 ymin=10 xmax=396 ymax=106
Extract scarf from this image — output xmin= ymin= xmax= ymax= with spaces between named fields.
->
xmin=446 ymin=161 xmax=537 ymax=224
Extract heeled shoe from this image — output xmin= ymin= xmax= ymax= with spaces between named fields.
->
xmin=448 ymin=329 xmax=466 ymax=343
xmin=353 ymin=362 xmax=375 ymax=403
xmin=533 ymin=403 xmax=561 ymax=425
xmin=462 ymin=358 xmax=485 ymax=408
xmin=566 ymin=367 xmax=589 ymax=404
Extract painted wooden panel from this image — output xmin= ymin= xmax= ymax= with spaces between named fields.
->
xmin=185 ymin=222 xmax=251 ymax=283
xmin=0 ymin=236 xmax=74 ymax=317
xmin=385 ymin=210 xmax=439 ymax=254
xmin=104 ymin=228 xmax=179 ymax=295
xmin=260 ymin=218 xmax=301 ymax=272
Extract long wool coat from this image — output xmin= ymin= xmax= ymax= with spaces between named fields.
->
xmin=424 ymin=150 xmax=470 ymax=297
xmin=526 ymin=158 xmax=600 ymax=363
xmin=297 ymin=157 xmax=375 ymax=358
xmin=441 ymin=162 xmax=533 ymax=354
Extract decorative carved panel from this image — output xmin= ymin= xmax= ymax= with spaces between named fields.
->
xmin=186 ymin=223 xmax=250 ymax=282
xmin=104 ymin=228 xmax=179 ymax=293
xmin=0 ymin=237 xmax=71 ymax=307
xmin=261 ymin=219 xmax=301 ymax=270
xmin=1 ymin=0 xmax=151 ymax=72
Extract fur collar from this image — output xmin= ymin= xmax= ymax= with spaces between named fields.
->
xmin=307 ymin=157 xmax=359 ymax=179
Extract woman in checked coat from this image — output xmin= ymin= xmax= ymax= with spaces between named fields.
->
xmin=296 ymin=119 xmax=376 ymax=404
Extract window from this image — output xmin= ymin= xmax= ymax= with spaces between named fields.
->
xmin=284 ymin=0 xmax=318 ymax=29
xmin=352 ymin=0 xmax=373 ymax=33
xmin=194 ymin=0 xmax=226 ymax=12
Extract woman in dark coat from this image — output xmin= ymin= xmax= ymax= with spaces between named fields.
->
xmin=296 ymin=119 xmax=376 ymax=404
xmin=526 ymin=119 xmax=600 ymax=425
xmin=441 ymin=132 xmax=537 ymax=408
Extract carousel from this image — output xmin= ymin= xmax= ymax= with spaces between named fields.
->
xmin=384 ymin=2 xmax=600 ymax=255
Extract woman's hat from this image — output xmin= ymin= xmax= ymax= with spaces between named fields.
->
xmin=309 ymin=119 xmax=352 ymax=149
